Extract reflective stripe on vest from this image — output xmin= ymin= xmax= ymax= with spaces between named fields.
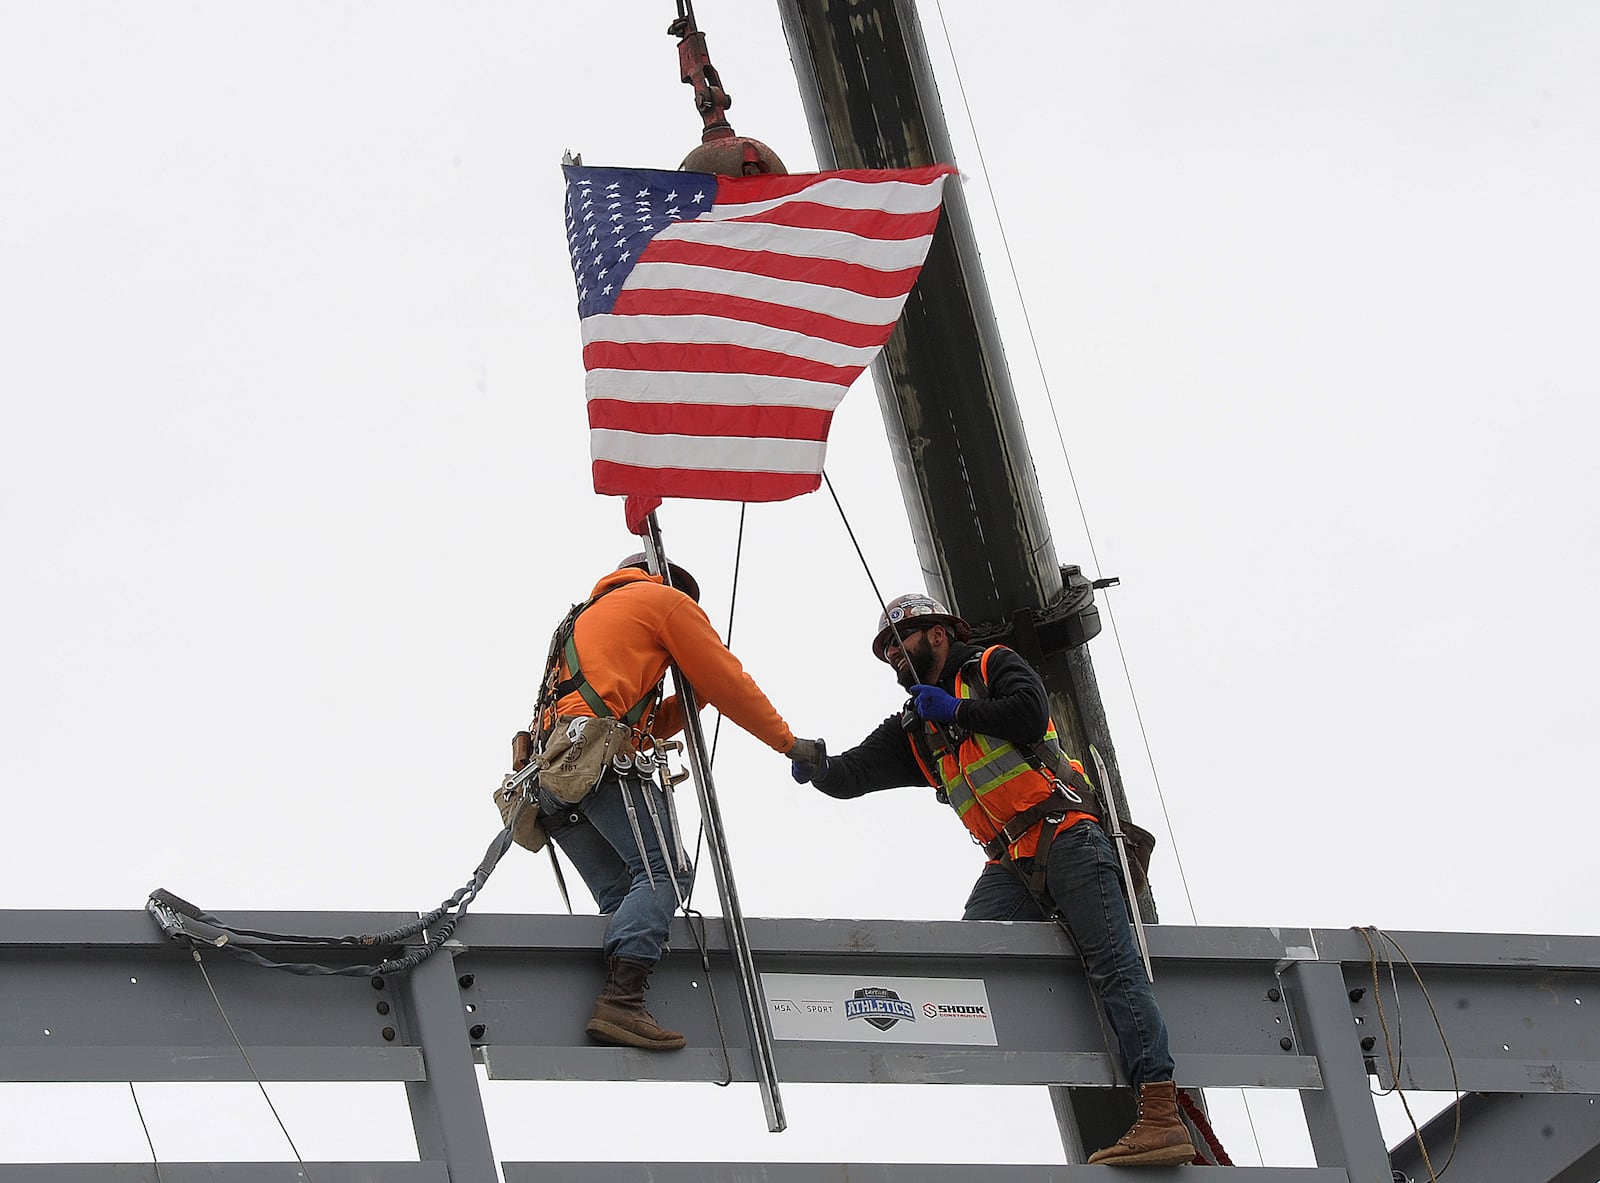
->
xmin=936 ymin=662 xmax=1062 ymax=821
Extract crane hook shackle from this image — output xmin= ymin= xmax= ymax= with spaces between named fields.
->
xmin=667 ymin=1 xmax=787 ymax=175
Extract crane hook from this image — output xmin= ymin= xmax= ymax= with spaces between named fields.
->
xmin=667 ymin=1 xmax=786 ymax=175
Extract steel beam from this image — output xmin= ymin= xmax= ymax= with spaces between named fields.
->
xmin=505 ymin=1166 xmax=1352 ymax=1182
xmin=1389 ymin=1092 xmax=1600 ymax=1183
xmin=1279 ymin=959 xmax=1391 ymax=1182
xmin=0 ymin=1169 xmax=449 ymax=1182
xmin=399 ymin=945 xmax=498 ymax=1183
xmin=2 ymin=912 xmax=1599 ymax=1176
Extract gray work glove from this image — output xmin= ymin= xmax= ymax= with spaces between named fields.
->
xmin=787 ymin=737 xmax=828 ymax=784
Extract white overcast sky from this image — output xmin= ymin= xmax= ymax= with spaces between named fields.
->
xmin=3 ymin=0 xmax=1598 ymax=1172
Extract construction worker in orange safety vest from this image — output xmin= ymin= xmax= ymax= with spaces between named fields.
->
xmin=789 ymin=592 xmax=1195 ymax=1168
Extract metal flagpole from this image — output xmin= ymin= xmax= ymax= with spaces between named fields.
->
xmin=641 ymin=512 xmax=787 ymax=1133
xmin=1090 ymin=745 xmax=1154 ymax=981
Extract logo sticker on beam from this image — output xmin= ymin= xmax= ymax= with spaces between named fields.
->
xmin=761 ymin=973 xmax=998 ymax=1045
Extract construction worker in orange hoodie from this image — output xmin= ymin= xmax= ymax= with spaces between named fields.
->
xmin=529 ymin=554 xmax=824 ymax=1051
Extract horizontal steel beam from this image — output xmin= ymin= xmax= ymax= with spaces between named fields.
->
xmin=1 ymin=910 xmax=1597 ymax=1176
xmin=0 ymin=912 xmax=1595 ymax=1097
xmin=0 ymin=1167 xmax=448 ymax=1182
xmin=504 ymin=1166 xmax=1352 ymax=1181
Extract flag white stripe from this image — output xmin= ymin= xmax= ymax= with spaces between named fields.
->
xmin=698 ymin=175 xmax=950 ymax=220
xmin=623 ymin=262 xmax=908 ymax=325
xmin=591 ymin=429 xmax=827 ymax=474
xmin=653 ymin=220 xmax=935 ymax=272
xmin=585 ymin=369 xmax=850 ymax=410
xmin=584 ymin=313 xmax=877 ymax=369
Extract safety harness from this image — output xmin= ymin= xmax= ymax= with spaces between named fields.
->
xmin=519 ymin=584 xmax=698 ymax=898
xmin=914 ymin=647 xmax=1153 ymax=910
xmin=533 ymin=586 xmax=664 ymax=750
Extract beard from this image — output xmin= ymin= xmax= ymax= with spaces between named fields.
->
xmin=893 ymin=635 xmax=941 ymax=688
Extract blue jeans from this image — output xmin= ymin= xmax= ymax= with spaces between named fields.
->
xmin=541 ymin=769 xmax=691 ymax=964
xmin=962 ymin=820 xmax=1175 ymax=1088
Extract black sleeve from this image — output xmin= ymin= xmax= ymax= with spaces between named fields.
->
xmin=812 ymin=713 xmax=928 ymax=799
xmin=951 ymin=646 xmax=1050 ymax=746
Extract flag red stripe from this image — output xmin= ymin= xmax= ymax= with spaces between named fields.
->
xmin=725 ymin=201 xmax=942 ymax=241
xmin=610 ymin=288 xmax=892 ymax=349
xmin=583 ymin=340 xmax=860 ymax=386
xmin=641 ymin=239 xmax=922 ymax=299
xmin=594 ymin=460 xmax=822 ymax=503
xmin=588 ymin=398 xmax=834 ymax=441
xmin=716 ymin=164 xmax=956 ymax=203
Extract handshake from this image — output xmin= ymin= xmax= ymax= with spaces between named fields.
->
xmin=786 ymin=737 xmax=829 ymax=785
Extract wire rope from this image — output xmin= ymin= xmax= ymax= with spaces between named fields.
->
xmin=929 ymin=0 xmax=1257 ymax=1163
xmin=191 ymin=949 xmax=313 ymax=1180
xmin=127 ymin=1082 xmax=165 ymax=1183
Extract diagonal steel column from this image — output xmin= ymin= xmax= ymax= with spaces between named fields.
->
xmin=777 ymin=0 xmax=1145 ymax=1154
xmin=1390 ymin=1092 xmax=1600 ymax=1183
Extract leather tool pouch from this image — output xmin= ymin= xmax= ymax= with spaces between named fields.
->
xmin=1120 ymin=819 xmax=1157 ymax=898
xmin=535 ymin=713 xmax=634 ymax=804
xmin=492 ymin=729 xmax=549 ymax=852
xmin=493 ymin=778 xmax=548 ymax=852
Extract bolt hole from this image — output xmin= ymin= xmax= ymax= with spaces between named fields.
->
xmin=1576 ymin=998 xmax=1583 ymax=1005
xmin=466 ymin=1003 xmax=477 ymax=1013
xmin=130 ymin=976 xmax=138 ymax=985
xmin=1354 ymin=1016 xmax=1364 ymax=1025
xmin=1502 ymin=1043 xmax=1512 ymax=1052
xmin=43 ymin=1029 xmax=51 ymax=1037
xmin=1274 ymin=1016 xmax=1282 ymax=1024
xmin=692 ymin=981 xmax=700 ymax=989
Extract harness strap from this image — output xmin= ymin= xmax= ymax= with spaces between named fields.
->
xmin=552 ymin=591 xmax=660 ymax=728
xmin=981 ymin=780 xmax=1087 ymax=861
xmin=1026 ymin=814 xmax=1068 ymax=901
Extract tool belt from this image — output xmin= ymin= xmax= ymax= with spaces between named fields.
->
xmin=981 ymin=784 xmax=1085 ymax=862
xmin=535 ymin=713 xmax=635 ymax=804
xmin=984 ymin=777 xmax=1156 ymax=899
xmin=492 ymin=714 xmax=635 ymax=851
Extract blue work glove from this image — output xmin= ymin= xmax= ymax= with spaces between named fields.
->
xmin=909 ymin=683 xmax=961 ymax=725
xmin=788 ymin=737 xmax=829 ymax=784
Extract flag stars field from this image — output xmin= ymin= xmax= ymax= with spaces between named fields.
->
xmin=562 ymin=162 xmax=956 ymax=511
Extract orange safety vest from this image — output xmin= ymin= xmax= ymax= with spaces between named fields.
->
xmin=906 ymin=646 xmax=1097 ymax=861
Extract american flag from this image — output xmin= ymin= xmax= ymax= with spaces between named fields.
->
xmin=563 ymin=162 xmax=955 ymax=513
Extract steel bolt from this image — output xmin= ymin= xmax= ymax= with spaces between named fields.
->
xmin=381 ymin=1026 xmax=396 ymax=1041
xmin=1279 ymin=1036 xmax=1294 ymax=1050
xmin=1266 ymin=987 xmax=1281 ymax=1002
xmin=1349 ymin=987 xmax=1366 ymax=1002
xmin=1360 ymin=1036 xmax=1377 ymax=1051
xmin=376 ymin=1001 xmax=390 ymax=1016
xmin=371 ymin=976 xmax=386 ymax=991
xmin=458 ymin=973 xmax=476 ymax=989
xmin=469 ymin=1023 xmax=487 ymax=1040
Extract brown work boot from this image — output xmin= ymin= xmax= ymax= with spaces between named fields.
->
xmin=1087 ymin=1080 xmax=1197 ymax=1167
xmin=584 ymin=955 xmax=686 ymax=1051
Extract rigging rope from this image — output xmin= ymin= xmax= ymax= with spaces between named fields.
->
xmin=1355 ymin=925 xmax=1462 ymax=1182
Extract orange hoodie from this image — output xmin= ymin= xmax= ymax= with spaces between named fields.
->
xmin=553 ymin=568 xmax=794 ymax=754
